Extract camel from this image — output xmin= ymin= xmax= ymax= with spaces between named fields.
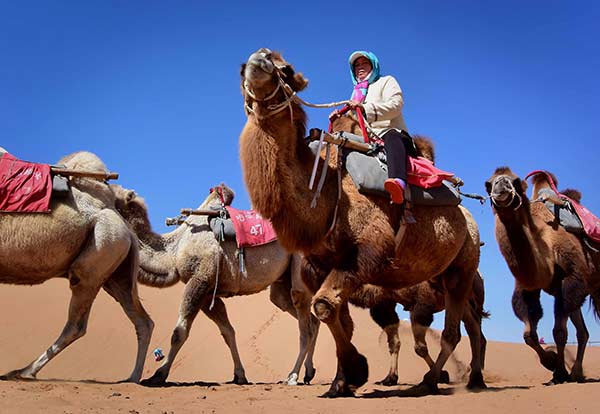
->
xmin=111 ymin=183 xmax=320 ymax=386
xmin=0 ymin=151 xmax=153 ymax=382
xmin=352 ymin=270 xmax=488 ymax=386
xmin=486 ymin=167 xmax=600 ymax=384
xmin=239 ymin=48 xmax=484 ymax=396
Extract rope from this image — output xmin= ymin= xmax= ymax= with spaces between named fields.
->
xmin=209 ymin=253 xmax=220 ymax=311
xmin=457 ymin=189 xmax=488 ymax=205
xmin=293 ymin=95 xmax=350 ymax=109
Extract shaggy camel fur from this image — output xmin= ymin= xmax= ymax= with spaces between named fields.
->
xmin=0 ymin=151 xmax=153 ymax=382
xmin=353 ymin=270 xmax=488 ymax=386
xmin=111 ymin=183 xmax=320 ymax=386
xmin=326 ymin=115 xmax=489 ymax=385
xmin=240 ymin=49 xmax=484 ymax=396
xmin=486 ymin=167 xmax=600 ymax=384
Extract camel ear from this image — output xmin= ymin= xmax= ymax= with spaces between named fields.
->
xmin=484 ymin=179 xmax=493 ymax=195
xmin=240 ymin=63 xmax=247 ymax=79
xmin=292 ymin=72 xmax=308 ymax=91
xmin=126 ymin=190 xmax=136 ymax=203
xmin=281 ymin=65 xmax=308 ymax=92
xmin=513 ymin=177 xmax=527 ymax=194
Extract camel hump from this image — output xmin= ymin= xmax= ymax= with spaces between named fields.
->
xmin=530 ymin=170 xmax=559 ymax=188
xmin=412 ymin=135 xmax=435 ymax=163
xmin=561 ymin=188 xmax=582 ymax=203
xmin=57 ymin=151 xmax=108 ymax=173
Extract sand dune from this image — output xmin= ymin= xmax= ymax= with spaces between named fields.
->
xmin=1 ymin=279 xmax=599 ymax=413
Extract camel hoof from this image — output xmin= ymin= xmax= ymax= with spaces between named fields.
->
xmin=286 ymin=373 xmax=299 ymax=386
xmin=376 ymin=374 xmax=398 ymax=386
xmin=231 ymin=373 xmax=249 ymax=385
xmin=439 ymin=370 xmax=451 ymax=384
xmin=341 ymin=351 xmax=369 ymax=389
xmin=551 ymin=368 xmax=570 ymax=385
xmin=303 ymin=368 xmax=316 ymax=385
xmin=467 ymin=371 xmax=487 ymax=390
xmin=0 ymin=370 xmax=35 ymax=381
xmin=140 ymin=371 xmax=168 ymax=387
xmin=320 ymin=380 xmax=355 ymax=398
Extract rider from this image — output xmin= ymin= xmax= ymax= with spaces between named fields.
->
xmin=330 ymin=50 xmax=414 ymax=204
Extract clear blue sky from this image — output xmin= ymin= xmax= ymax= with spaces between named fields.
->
xmin=2 ymin=1 xmax=599 ymax=344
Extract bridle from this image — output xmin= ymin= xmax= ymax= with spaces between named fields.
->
xmin=243 ymin=51 xmax=298 ymax=121
xmin=489 ymin=175 xmax=523 ymax=210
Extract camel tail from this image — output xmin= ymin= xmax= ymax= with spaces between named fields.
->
xmin=590 ymin=288 xmax=600 ymax=321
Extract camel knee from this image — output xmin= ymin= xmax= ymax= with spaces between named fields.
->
xmin=442 ymin=328 xmax=461 ymax=348
xmin=313 ymin=299 xmax=337 ymax=323
xmin=414 ymin=342 xmax=429 ymax=358
xmin=170 ymin=326 xmax=189 ymax=347
xmin=552 ymin=326 xmax=568 ymax=345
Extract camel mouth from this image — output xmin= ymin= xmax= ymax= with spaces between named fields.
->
xmin=245 ymin=50 xmax=275 ymax=85
xmin=490 ymin=191 xmax=512 ymax=207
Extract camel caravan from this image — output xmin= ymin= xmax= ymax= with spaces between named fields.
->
xmin=1 ymin=47 xmax=599 ymax=398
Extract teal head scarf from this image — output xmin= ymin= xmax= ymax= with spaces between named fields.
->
xmin=348 ymin=51 xmax=381 ymax=102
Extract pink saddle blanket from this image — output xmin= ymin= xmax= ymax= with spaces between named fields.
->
xmin=526 ymin=170 xmax=600 ymax=244
xmin=225 ymin=206 xmax=277 ymax=248
xmin=0 ymin=153 xmax=52 ymax=213
xmin=407 ymin=156 xmax=455 ymax=189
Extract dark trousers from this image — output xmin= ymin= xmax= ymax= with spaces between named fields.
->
xmin=383 ymin=129 xmax=415 ymax=181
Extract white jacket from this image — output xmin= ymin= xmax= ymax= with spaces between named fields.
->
xmin=362 ymin=75 xmax=408 ymax=136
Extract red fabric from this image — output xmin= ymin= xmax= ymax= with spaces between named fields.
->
xmin=0 ymin=153 xmax=52 ymax=213
xmin=407 ymin=156 xmax=455 ymax=189
xmin=225 ymin=206 xmax=278 ymax=248
xmin=526 ymin=170 xmax=600 ymax=244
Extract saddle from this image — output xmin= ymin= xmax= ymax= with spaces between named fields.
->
xmin=209 ymin=206 xmax=277 ymax=248
xmin=0 ymin=152 xmax=53 ymax=213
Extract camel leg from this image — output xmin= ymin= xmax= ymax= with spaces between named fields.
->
xmin=568 ymin=309 xmax=588 ymax=383
xmin=512 ymin=286 xmax=558 ymax=373
xmin=313 ymin=270 xmax=368 ymax=398
xmin=369 ymin=301 xmax=401 ymax=386
xmin=269 ymin=274 xmax=319 ymax=386
xmin=409 ymin=311 xmax=451 ymax=384
xmin=102 ymin=258 xmax=154 ymax=383
xmin=142 ymin=277 xmax=211 ymax=386
xmin=461 ymin=304 xmax=486 ymax=389
xmin=549 ymin=293 xmax=570 ymax=384
xmin=200 ymin=297 xmax=248 ymax=384
xmin=419 ymin=270 xmax=471 ymax=394
xmin=1 ymin=280 xmax=101 ymax=380
xmin=1 ymin=214 xmax=131 ymax=381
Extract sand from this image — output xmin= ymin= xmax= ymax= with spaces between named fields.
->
xmin=1 ymin=280 xmax=599 ymax=413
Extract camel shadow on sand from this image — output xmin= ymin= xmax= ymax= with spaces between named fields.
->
xmin=140 ymin=380 xmax=220 ymax=388
xmin=360 ymin=383 xmax=531 ymax=398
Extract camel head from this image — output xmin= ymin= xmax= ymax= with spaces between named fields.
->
xmin=111 ymin=184 xmax=149 ymax=228
xmin=241 ymin=48 xmax=308 ymax=118
xmin=485 ymin=167 xmax=529 ymax=210
xmin=201 ymin=183 xmax=235 ymax=210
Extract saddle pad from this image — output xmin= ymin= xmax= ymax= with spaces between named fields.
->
xmin=225 ymin=206 xmax=277 ymax=248
xmin=345 ymin=151 xmax=461 ymax=206
xmin=0 ymin=153 xmax=52 ymax=213
xmin=209 ymin=216 xmax=237 ymax=241
xmin=538 ymin=188 xmax=583 ymax=234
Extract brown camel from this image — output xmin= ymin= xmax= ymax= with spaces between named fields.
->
xmin=111 ymin=183 xmax=320 ymax=386
xmin=239 ymin=49 xmax=484 ymax=396
xmin=353 ymin=270 xmax=488 ymax=386
xmin=0 ymin=151 xmax=153 ymax=382
xmin=486 ymin=167 xmax=600 ymax=384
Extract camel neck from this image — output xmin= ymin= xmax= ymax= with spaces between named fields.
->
xmin=240 ymin=111 xmax=338 ymax=252
xmin=495 ymin=203 xmax=550 ymax=289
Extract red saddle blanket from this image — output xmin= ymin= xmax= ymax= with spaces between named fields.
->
xmin=526 ymin=170 xmax=600 ymax=244
xmin=407 ymin=156 xmax=455 ymax=189
xmin=0 ymin=153 xmax=52 ymax=213
xmin=225 ymin=206 xmax=277 ymax=248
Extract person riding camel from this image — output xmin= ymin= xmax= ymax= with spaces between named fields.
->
xmin=330 ymin=50 xmax=416 ymax=204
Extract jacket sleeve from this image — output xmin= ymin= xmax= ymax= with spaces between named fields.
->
xmin=364 ymin=76 xmax=403 ymax=123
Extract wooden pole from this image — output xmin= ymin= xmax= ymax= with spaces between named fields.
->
xmin=308 ymin=128 xmax=371 ymax=153
xmin=180 ymin=208 xmax=222 ymax=217
xmin=50 ymin=167 xmax=119 ymax=181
